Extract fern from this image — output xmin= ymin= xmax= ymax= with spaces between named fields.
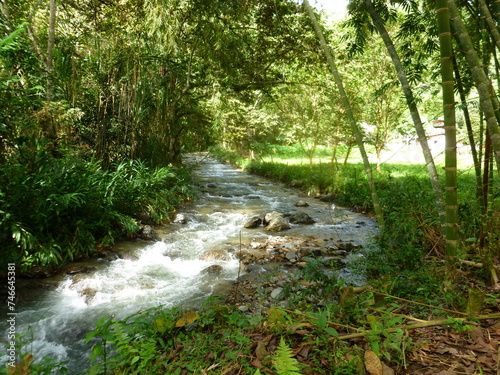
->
xmin=272 ymin=337 xmax=302 ymax=375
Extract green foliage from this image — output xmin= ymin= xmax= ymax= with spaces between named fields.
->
xmin=364 ymin=310 xmax=413 ymax=366
xmin=272 ymin=337 xmax=302 ymax=375
xmin=0 ymin=140 xmax=193 ymax=271
xmin=84 ymin=294 xmax=371 ymax=375
xmin=85 ymin=298 xmax=264 ymax=374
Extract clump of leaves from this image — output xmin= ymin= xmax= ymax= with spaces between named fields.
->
xmin=272 ymin=337 xmax=302 ymax=375
xmin=0 ymin=142 xmax=193 ymax=271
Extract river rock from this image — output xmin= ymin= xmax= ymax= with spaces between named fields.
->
xmin=285 ymin=250 xmax=299 ymax=263
xmin=136 ymin=211 xmax=155 ymax=224
xmin=250 ymin=241 xmax=263 ymax=249
xmin=294 ymin=200 xmax=309 ymax=207
xmin=98 ymin=250 xmax=121 ymax=261
xmin=322 ymin=256 xmax=345 ymax=268
xmin=290 ymin=180 xmax=304 ymax=187
xmin=201 ymin=264 xmax=223 ymax=275
xmin=81 ymin=287 xmax=96 ymax=304
xmin=264 ymin=217 xmax=291 ymax=232
xmin=337 ymin=242 xmax=360 ymax=251
xmin=271 ymin=287 xmax=283 ymax=299
xmin=238 ymin=305 xmax=249 ymax=312
xmin=173 ymin=213 xmax=188 ymax=224
xmin=263 ymin=211 xmax=285 ymax=225
xmin=319 ymin=194 xmax=336 ymax=202
xmin=322 ymin=240 xmax=339 ymax=250
xmin=236 ymin=249 xmax=268 ymax=264
xmin=244 ymin=216 xmax=263 ymax=229
xmin=66 ymin=265 xmax=96 ymax=275
xmin=289 ymin=212 xmax=315 ymax=224
xmin=299 ymin=246 xmax=321 ymax=257
xmin=139 ymin=225 xmax=159 ymax=241
xmin=199 ymin=249 xmax=231 ymax=261
xmin=244 ymin=195 xmax=261 ymax=200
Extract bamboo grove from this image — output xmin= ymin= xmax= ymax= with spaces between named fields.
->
xmin=0 ymin=0 xmax=499 ymax=274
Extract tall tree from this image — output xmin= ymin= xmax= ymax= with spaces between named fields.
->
xmin=437 ymin=0 xmax=458 ymax=276
xmin=46 ymin=0 xmax=56 ymax=101
xmin=478 ymin=0 xmax=500 ymax=52
xmin=275 ymin=80 xmax=336 ymax=169
xmin=303 ymin=0 xmax=385 ymax=231
xmin=448 ymin=0 xmax=500 ymax=175
xmin=362 ymin=0 xmax=445 ymax=231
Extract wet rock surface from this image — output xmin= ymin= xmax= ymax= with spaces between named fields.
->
xmin=244 ymin=216 xmax=263 ymax=228
xmin=214 ymin=234 xmax=365 ymax=314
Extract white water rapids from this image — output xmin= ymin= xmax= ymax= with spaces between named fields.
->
xmin=1 ymin=153 xmax=378 ymax=373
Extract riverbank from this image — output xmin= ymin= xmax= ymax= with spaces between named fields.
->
xmin=0 ymin=156 xmax=195 ymax=276
xmin=6 ymin=153 xmax=499 ymax=374
xmin=83 ymin=153 xmax=500 ymax=375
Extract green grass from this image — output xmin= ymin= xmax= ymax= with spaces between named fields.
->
xmin=212 ymin=146 xmax=499 ymax=298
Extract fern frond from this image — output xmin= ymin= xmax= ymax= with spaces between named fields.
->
xmin=272 ymin=337 xmax=302 ymax=375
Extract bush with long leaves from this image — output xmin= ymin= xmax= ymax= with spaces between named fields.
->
xmin=0 ymin=140 xmax=193 ymax=271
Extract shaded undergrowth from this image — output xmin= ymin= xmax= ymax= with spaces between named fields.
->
xmin=0 ymin=141 xmax=194 ymax=272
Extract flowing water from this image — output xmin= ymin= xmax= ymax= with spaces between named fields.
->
xmin=1 ymin=153 xmax=378 ymax=373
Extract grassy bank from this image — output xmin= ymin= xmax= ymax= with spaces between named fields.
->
xmin=212 ymin=147 xmax=499 ymax=297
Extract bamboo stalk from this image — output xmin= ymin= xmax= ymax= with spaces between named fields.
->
xmin=335 ymin=313 xmax=500 ymax=341
xmin=374 ymin=291 xmax=468 ymax=316
xmin=366 ymin=307 xmax=428 ymax=323
xmin=276 ymin=308 xmax=360 ymax=332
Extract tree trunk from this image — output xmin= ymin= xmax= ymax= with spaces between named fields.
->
xmin=304 ymin=0 xmax=385 ymax=231
xmin=375 ymin=147 xmax=382 ymax=173
xmin=449 ymin=0 xmax=500 ymax=175
xmin=343 ymin=142 xmax=353 ymax=166
xmin=330 ymin=129 xmax=340 ymax=174
xmin=365 ymin=0 xmax=445 ymax=232
xmin=480 ymin=130 xmax=491 ymax=248
xmin=453 ymin=60 xmax=483 ymax=201
xmin=437 ymin=0 xmax=458 ymax=277
xmin=478 ymin=0 xmax=500 ymax=52
xmin=46 ymin=0 xmax=57 ymax=101
xmin=496 ymin=0 xmax=500 ymax=28
xmin=0 ymin=0 xmax=13 ymax=33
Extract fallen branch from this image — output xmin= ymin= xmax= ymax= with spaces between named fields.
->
xmin=374 ymin=291 xmax=468 ymax=316
xmin=276 ymin=307 xmax=360 ymax=332
xmin=366 ymin=307 xmax=428 ymax=323
xmin=459 ymin=259 xmax=483 ymax=268
xmin=335 ymin=312 xmax=500 ymax=341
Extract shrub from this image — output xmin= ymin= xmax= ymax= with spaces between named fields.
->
xmin=0 ymin=141 xmax=193 ymax=271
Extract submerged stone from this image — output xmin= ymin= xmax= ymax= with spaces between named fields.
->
xmin=289 ymin=212 xmax=315 ymax=224
xmin=199 ymin=249 xmax=231 ymax=261
xmin=201 ymin=264 xmax=223 ymax=275
xmin=173 ymin=213 xmax=188 ymax=224
xmin=294 ymin=200 xmax=309 ymax=207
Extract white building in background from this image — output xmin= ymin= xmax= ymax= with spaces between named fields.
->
xmin=376 ymin=119 xmax=471 ymax=166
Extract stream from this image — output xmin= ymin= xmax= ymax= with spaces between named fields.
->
xmin=1 ymin=153 xmax=378 ymax=373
